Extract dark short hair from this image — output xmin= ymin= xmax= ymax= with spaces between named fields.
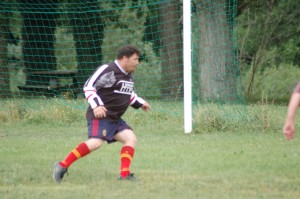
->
xmin=117 ymin=45 xmax=141 ymax=59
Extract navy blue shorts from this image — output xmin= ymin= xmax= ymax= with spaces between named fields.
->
xmin=87 ymin=118 xmax=132 ymax=143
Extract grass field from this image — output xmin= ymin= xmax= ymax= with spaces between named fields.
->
xmin=0 ymin=100 xmax=300 ymax=199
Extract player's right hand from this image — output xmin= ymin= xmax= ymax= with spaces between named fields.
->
xmin=283 ymin=121 xmax=295 ymax=140
xmin=93 ymin=106 xmax=107 ymax=118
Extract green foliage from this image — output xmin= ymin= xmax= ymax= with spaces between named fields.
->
xmin=0 ymin=98 xmax=287 ymax=136
xmin=0 ymin=99 xmax=84 ymax=125
xmin=25 ymin=104 xmax=83 ymax=125
xmin=238 ymin=0 xmax=299 ymax=64
xmin=54 ymin=28 xmax=77 ymax=70
xmin=238 ymin=0 xmax=300 ymax=100
xmin=193 ymin=103 xmax=237 ymax=133
xmin=9 ymin=64 xmax=26 ymax=92
xmin=0 ymin=102 xmax=27 ymax=123
xmin=102 ymin=0 xmax=148 ymax=62
xmin=2 ymin=0 xmax=298 ymax=104
xmin=133 ymin=42 xmax=161 ymax=99
xmin=242 ymin=64 xmax=300 ymax=101
xmin=274 ymin=38 xmax=300 ymax=66
xmin=193 ymin=100 xmax=285 ymax=133
xmin=100 ymin=1 xmax=162 ymax=98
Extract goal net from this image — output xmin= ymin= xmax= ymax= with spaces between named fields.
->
xmin=0 ymin=0 xmax=244 ymax=130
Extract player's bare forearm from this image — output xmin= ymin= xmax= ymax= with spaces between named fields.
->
xmin=286 ymin=93 xmax=300 ymax=121
xmin=283 ymin=92 xmax=300 ymax=139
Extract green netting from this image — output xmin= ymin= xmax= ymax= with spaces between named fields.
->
xmin=0 ymin=0 xmax=246 ymax=126
xmin=191 ymin=0 xmax=247 ymax=122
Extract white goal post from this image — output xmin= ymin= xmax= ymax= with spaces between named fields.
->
xmin=183 ymin=0 xmax=192 ymax=133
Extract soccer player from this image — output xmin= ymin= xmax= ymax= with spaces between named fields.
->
xmin=283 ymin=82 xmax=300 ymax=140
xmin=53 ymin=45 xmax=151 ymax=182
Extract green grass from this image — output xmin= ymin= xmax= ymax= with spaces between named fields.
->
xmin=0 ymin=100 xmax=300 ymax=199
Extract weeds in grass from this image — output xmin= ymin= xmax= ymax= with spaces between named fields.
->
xmin=0 ymin=102 xmax=27 ymax=123
xmin=0 ymin=98 xmax=286 ymax=133
xmin=0 ymin=99 xmax=83 ymax=125
xmin=193 ymin=97 xmax=285 ymax=134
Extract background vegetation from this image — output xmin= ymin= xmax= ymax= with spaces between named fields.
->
xmin=238 ymin=0 xmax=300 ymax=102
xmin=1 ymin=0 xmax=299 ymax=102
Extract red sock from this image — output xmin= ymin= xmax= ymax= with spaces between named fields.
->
xmin=120 ymin=146 xmax=135 ymax=178
xmin=60 ymin=142 xmax=90 ymax=168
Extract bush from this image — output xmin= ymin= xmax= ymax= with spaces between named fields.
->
xmin=242 ymin=64 xmax=300 ymax=102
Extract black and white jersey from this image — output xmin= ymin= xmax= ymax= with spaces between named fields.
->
xmin=83 ymin=60 xmax=145 ymax=121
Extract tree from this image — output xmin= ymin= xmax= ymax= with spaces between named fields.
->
xmin=159 ymin=0 xmax=183 ymax=99
xmin=238 ymin=0 xmax=300 ymax=98
xmin=18 ymin=0 xmax=59 ymax=86
xmin=0 ymin=13 xmax=10 ymax=97
xmin=195 ymin=0 xmax=240 ymax=102
xmin=67 ymin=0 xmax=104 ymax=88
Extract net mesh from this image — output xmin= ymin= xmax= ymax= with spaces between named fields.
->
xmin=0 ymin=0 xmax=245 ymax=127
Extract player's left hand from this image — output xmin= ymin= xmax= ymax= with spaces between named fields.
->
xmin=142 ymin=101 xmax=151 ymax=112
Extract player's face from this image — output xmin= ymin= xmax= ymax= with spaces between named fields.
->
xmin=124 ymin=53 xmax=140 ymax=73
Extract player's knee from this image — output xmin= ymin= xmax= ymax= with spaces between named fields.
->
xmin=117 ymin=129 xmax=137 ymax=147
xmin=124 ymin=129 xmax=137 ymax=146
xmin=131 ymin=132 xmax=137 ymax=146
xmin=85 ymin=138 xmax=104 ymax=151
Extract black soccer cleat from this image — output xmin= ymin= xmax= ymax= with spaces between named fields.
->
xmin=53 ymin=161 xmax=68 ymax=183
xmin=118 ymin=173 xmax=137 ymax=181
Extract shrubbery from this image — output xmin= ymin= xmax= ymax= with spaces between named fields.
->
xmin=242 ymin=64 xmax=300 ymax=102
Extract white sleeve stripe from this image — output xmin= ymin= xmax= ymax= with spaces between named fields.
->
xmin=130 ymin=92 xmax=145 ymax=105
xmin=90 ymin=100 xmax=98 ymax=109
xmin=136 ymin=97 xmax=145 ymax=104
xmin=83 ymin=64 xmax=108 ymax=109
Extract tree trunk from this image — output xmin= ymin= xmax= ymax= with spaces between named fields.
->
xmin=19 ymin=0 xmax=59 ymax=86
xmin=0 ymin=16 xmax=10 ymax=98
xmin=159 ymin=1 xmax=183 ymax=99
xmin=197 ymin=0 xmax=239 ymax=102
xmin=67 ymin=0 xmax=104 ymax=88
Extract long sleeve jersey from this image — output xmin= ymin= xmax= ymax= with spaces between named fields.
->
xmin=83 ymin=60 xmax=145 ymax=121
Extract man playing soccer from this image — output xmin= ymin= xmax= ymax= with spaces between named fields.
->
xmin=53 ymin=45 xmax=151 ymax=182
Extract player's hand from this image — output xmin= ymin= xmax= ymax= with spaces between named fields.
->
xmin=282 ymin=121 xmax=295 ymax=140
xmin=141 ymin=101 xmax=151 ymax=112
xmin=93 ymin=106 xmax=107 ymax=118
